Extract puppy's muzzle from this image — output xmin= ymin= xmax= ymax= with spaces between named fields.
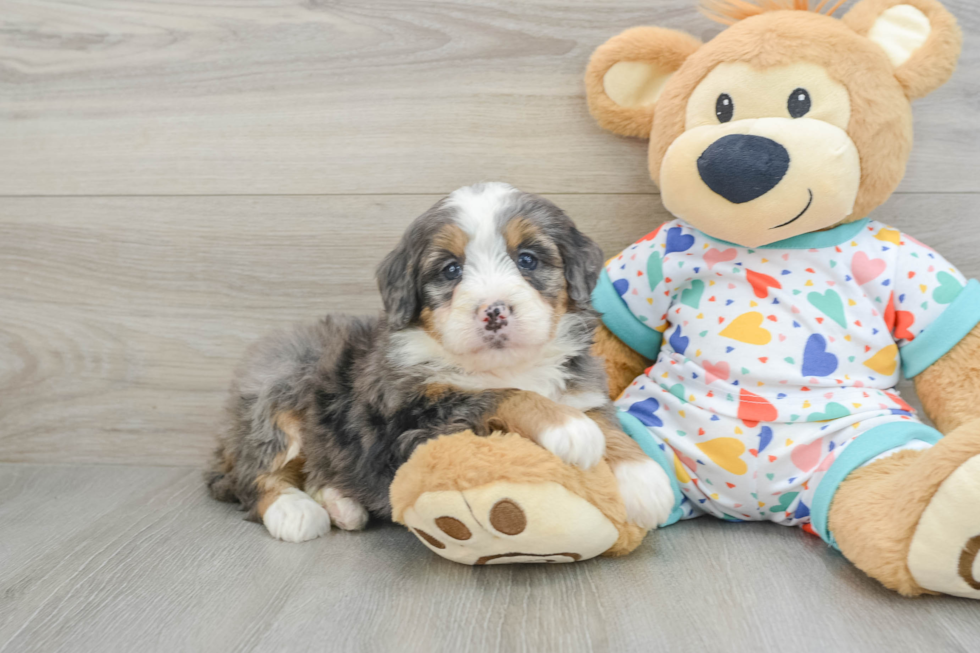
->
xmin=697 ymin=134 xmax=790 ymax=204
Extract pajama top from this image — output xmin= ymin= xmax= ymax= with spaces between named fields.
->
xmin=592 ymin=218 xmax=980 ymax=545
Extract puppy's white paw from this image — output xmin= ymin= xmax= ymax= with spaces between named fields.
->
xmin=615 ymin=459 xmax=675 ymax=529
xmin=538 ymin=415 xmax=606 ymax=469
xmin=311 ymin=487 xmax=369 ymax=531
xmin=263 ymin=488 xmax=332 ymax=543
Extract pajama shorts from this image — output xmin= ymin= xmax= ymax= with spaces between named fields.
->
xmin=615 ymin=384 xmax=943 ymax=548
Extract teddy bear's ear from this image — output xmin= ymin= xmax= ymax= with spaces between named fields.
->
xmin=843 ymin=0 xmax=962 ymax=100
xmin=585 ymin=27 xmax=702 ymax=139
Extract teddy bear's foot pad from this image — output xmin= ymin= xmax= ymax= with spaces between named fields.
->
xmin=908 ymin=453 xmax=980 ymax=599
xmin=402 ymin=481 xmax=619 ymax=565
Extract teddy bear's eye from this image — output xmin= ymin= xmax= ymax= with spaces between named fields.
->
xmin=715 ymin=93 xmax=733 ymax=123
xmin=788 ymin=88 xmax=811 ymax=118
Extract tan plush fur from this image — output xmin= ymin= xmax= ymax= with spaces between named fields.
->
xmin=829 ymin=418 xmax=980 ymax=595
xmin=843 ymin=0 xmax=962 ymax=99
xmin=647 ymin=10 xmax=913 ymax=223
xmin=592 ymin=323 xmax=653 ymax=399
xmin=585 ymin=27 xmax=702 ymax=138
xmin=589 ymin=1 xmax=961 ymax=225
xmin=915 ymin=323 xmax=980 ymax=441
xmin=584 ymin=0 xmax=977 ymax=595
xmin=823 ymin=276 xmax=979 ymax=597
xmin=390 ymin=431 xmax=646 ymax=556
xmin=701 ymin=0 xmax=846 ymax=25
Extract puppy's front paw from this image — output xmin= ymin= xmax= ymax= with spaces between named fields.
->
xmin=263 ymin=488 xmax=332 ymax=542
xmin=310 ymin=487 xmax=369 ymax=531
xmin=614 ymin=459 xmax=675 ymax=529
xmin=538 ymin=415 xmax=606 ymax=469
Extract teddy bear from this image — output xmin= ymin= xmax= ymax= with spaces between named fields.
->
xmin=391 ymin=0 xmax=980 ymax=599
xmin=578 ymin=0 xmax=980 ymax=599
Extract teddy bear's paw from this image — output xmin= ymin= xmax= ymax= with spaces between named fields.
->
xmin=402 ymin=480 xmax=619 ymax=565
xmin=614 ymin=459 xmax=675 ymax=529
xmin=537 ymin=415 xmax=606 ymax=469
xmin=907 ymin=453 xmax=980 ymax=599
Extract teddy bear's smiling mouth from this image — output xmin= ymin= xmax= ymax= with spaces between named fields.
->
xmin=771 ymin=189 xmax=814 ymax=229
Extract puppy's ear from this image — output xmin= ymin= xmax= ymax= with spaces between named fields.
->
xmin=844 ymin=0 xmax=962 ymax=100
xmin=559 ymin=226 xmax=604 ymax=310
xmin=585 ymin=26 xmax=702 ymax=138
xmin=376 ymin=228 xmax=422 ymax=330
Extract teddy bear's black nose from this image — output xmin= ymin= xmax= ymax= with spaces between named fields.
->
xmin=697 ymin=134 xmax=790 ymax=204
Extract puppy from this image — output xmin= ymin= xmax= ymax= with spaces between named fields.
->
xmin=207 ymin=182 xmax=673 ymax=542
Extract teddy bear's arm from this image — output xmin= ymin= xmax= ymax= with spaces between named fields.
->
xmin=914 ymin=323 xmax=980 ymax=434
xmin=593 ymin=323 xmax=652 ymax=400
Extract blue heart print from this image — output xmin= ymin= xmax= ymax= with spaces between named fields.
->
xmin=794 ymin=501 xmax=810 ymax=520
xmin=757 ymin=426 xmax=773 ymax=453
xmin=669 ymin=324 xmax=690 ymax=356
xmin=801 ymin=334 xmax=838 ymax=377
xmin=664 ymin=227 xmax=695 ymax=255
xmin=613 ymin=278 xmax=629 ymax=296
xmin=627 ymin=397 xmax=663 ymax=428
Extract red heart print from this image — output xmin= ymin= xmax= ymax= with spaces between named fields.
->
xmin=746 ymin=269 xmax=782 ymax=299
xmin=738 ymin=388 xmax=777 ymax=427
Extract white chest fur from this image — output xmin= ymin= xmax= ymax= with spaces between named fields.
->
xmin=389 ymin=328 xmax=606 ymax=412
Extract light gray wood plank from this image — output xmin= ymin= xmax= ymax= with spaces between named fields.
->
xmin=2 ymin=192 xmax=977 ymax=465
xmin=1 ymin=0 xmax=977 ymax=196
xmin=1 ymin=463 xmax=979 ymax=653
xmin=0 ymin=193 xmax=661 ymax=465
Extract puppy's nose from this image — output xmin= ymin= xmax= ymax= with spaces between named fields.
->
xmin=697 ymin=134 xmax=789 ymax=204
xmin=480 ymin=301 xmax=510 ymax=332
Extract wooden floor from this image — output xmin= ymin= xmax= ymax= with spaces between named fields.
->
xmin=1 ymin=1 xmax=979 ymax=651
xmin=3 ymin=463 xmax=980 ymax=653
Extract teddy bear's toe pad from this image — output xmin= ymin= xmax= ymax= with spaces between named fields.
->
xmin=908 ymin=453 xmax=980 ymax=599
xmin=402 ymin=481 xmax=619 ymax=565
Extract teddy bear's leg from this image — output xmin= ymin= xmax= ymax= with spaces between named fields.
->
xmin=390 ymin=431 xmax=646 ymax=565
xmin=828 ymin=419 xmax=980 ymax=598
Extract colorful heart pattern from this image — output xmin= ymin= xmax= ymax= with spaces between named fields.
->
xmin=704 ymin=247 xmax=737 ymax=269
xmin=801 ymin=334 xmax=838 ymax=377
xmin=720 ymin=312 xmax=772 ymax=345
xmin=851 ymin=251 xmax=886 ymax=286
xmin=738 ymin=389 xmax=777 ymax=427
xmin=703 ymin=360 xmax=730 ymax=384
xmin=933 ymin=271 xmax=963 ymax=304
xmin=864 ymin=344 xmax=898 ymax=376
xmin=680 ymin=279 xmax=705 ymax=308
xmin=606 ymin=217 xmax=973 ymax=528
xmin=807 ymin=289 xmax=847 ymax=328
xmin=745 ymin=269 xmax=782 ymax=299
xmin=696 ymin=438 xmax=747 ymax=475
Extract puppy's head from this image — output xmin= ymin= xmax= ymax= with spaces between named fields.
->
xmin=377 ymin=183 xmax=602 ymax=371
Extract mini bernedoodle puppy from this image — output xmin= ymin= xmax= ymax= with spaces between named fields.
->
xmin=207 ymin=182 xmax=674 ymax=542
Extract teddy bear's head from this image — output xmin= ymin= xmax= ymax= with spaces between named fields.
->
xmin=586 ymin=0 xmax=961 ymax=247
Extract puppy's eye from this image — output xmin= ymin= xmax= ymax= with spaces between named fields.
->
xmin=787 ymin=88 xmax=811 ymax=118
xmin=715 ymin=93 xmax=733 ymax=123
xmin=442 ymin=262 xmax=462 ymax=280
xmin=517 ymin=252 xmax=538 ymax=271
